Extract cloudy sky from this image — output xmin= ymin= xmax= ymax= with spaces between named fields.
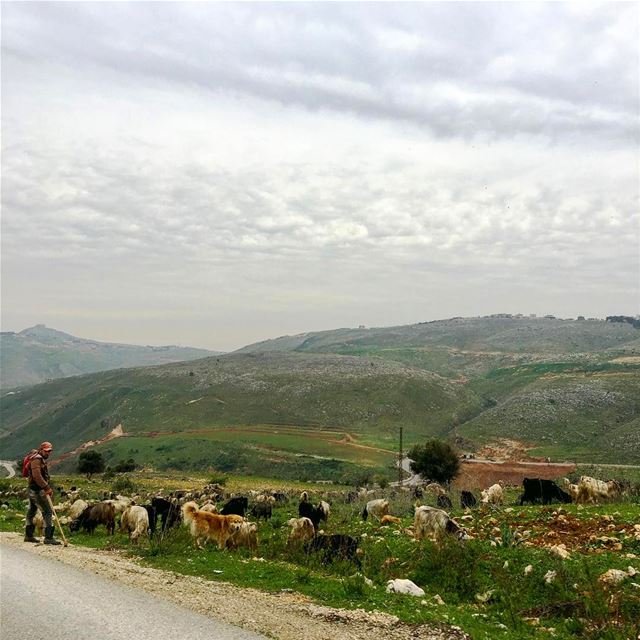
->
xmin=2 ymin=2 xmax=638 ymax=351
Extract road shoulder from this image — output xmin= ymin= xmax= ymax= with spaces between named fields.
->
xmin=0 ymin=533 xmax=467 ymax=640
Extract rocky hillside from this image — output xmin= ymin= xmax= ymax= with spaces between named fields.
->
xmin=236 ymin=317 xmax=640 ymax=464
xmin=0 ymin=325 xmax=218 ymax=389
xmin=1 ymin=317 xmax=638 ymax=474
xmin=0 ymin=351 xmax=480 ymax=461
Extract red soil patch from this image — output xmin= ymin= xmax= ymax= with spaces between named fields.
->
xmin=527 ymin=512 xmax=636 ymax=552
xmin=453 ymin=459 xmax=576 ymax=490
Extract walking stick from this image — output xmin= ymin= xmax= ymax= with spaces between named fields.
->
xmin=46 ymin=494 xmax=69 ymax=547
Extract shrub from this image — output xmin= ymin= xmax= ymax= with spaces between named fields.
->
xmin=113 ymin=458 xmax=137 ymax=473
xmin=111 ymin=475 xmax=136 ymax=493
xmin=341 ymin=573 xmax=367 ymax=598
xmin=207 ymin=474 xmax=228 ymax=486
xmin=410 ymin=538 xmax=486 ymax=603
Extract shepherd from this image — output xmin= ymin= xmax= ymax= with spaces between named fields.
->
xmin=24 ymin=441 xmax=61 ymax=545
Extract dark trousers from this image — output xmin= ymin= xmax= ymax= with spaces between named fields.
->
xmin=26 ymin=488 xmax=52 ymax=528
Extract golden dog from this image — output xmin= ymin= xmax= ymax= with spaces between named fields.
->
xmin=182 ymin=501 xmax=243 ymax=549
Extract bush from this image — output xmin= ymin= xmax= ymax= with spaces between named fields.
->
xmin=341 ymin=573 xmax=367 ymax=598
xmin=410 ymin=538 xmax=486 ymax=603
xmin=207 ymin=474 xmax=228 ymax=486
xmin=111 ymin=475 xmax=136 ymax=493
xmin=113 ymin=458 xmax=137 ymax=473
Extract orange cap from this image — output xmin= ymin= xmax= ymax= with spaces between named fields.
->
xmin=39 ymin=441 xmax=53 ymax=451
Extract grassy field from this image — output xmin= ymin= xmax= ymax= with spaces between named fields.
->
xmin=56 ymin=427 xmax=396 ymax=484
xmin=1 ymin=473 xmax=639 ymax=640
xmin=101 ymin=426 xmax=395 ymax=464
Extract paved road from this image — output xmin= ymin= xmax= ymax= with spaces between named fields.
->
xmin=575 ymin=463 xmax=640 ymax=469
xmin=461 ymin=458 xmax=572 ymax=467
xmin=0 ymin=459 xmax=16 ymax=478
xmin=390 ymin=456 xmax=422 ymax=487
xmin=0 ymin=543 xmax=266 ymax=640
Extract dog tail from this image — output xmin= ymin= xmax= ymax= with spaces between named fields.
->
xmin=182 ymin=501 xmax=198 ymax=522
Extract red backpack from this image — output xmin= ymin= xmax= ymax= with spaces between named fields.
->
xmin=22 ymin=450 xmax=39 ymax=478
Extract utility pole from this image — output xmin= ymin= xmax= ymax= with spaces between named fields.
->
xmin=398 ymin=426 xmax=403 ymax=487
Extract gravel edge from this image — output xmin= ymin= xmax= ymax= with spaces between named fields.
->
xmin=1 ymin=532 xmax=469 ymax=640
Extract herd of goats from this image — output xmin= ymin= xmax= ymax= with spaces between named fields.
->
xmin=7 ymin=471 xmax=631 ymax=568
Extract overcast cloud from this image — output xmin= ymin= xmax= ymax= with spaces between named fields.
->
xmin=1 ymin=2 xmax=638 ymax=350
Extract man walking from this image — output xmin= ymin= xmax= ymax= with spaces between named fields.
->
xmin=24 ymin=441 xmax=61 ymax=545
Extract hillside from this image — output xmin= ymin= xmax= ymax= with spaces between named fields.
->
xmin=236 ymin=317 xmax=640 ymax=464
xmin=238 ymin=316 xmax=640 ymax=356
xmin=0 ymin=325 xmax=217 ymax=389
xmin=1 ymin=317 xmax=638 ymax=477
xmin=457 ymin=362 xmax=640 ymax=463
xmin=0 ymin=351 xmax=480 ymax=478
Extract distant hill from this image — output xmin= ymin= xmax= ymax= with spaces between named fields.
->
xmin=0 ymin=325 xmax=218 ymax=389
xmin=0 ymin=351 xmax=480 ymax=480
xmin=1 ymin=316 xmax=638 ymax=478
xmin=236 ymin=316 xmax=640 ymax=355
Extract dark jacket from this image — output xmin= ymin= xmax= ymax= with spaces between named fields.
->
xmin=28 ymin=454 xmax=50 ymax=491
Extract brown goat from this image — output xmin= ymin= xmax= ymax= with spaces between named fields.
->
xmin=70 ymin=502 xmax=116 ymax=535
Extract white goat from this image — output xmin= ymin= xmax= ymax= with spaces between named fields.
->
xmin=414 ymin=506 xmax=468 ymax=542
xmin=120 ymin=505 xmax=149 ymax=542
xmin=481 ymin=484 xmax=504 ymax=505
xmin=362 ymin=498 xmax=389 ymax=521
xmin=286 ymin=517 xmax=315 ymax=544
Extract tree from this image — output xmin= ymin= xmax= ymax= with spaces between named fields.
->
xmin=408 ymin=439 xmax=460 ymax=486
xmin=77 ymin=451 xmax=105 ymax=478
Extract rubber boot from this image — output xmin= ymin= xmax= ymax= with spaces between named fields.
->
xmin=43 ymin=525 xmax=61 ymax=545
xmin=24 ymin=524 xmax=40 ymax=543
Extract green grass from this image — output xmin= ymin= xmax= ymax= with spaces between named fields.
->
xmin=74 ymin=433 xmax=391 ymax=484
xmin=2 ymin=473 xmax=639 ymax=640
